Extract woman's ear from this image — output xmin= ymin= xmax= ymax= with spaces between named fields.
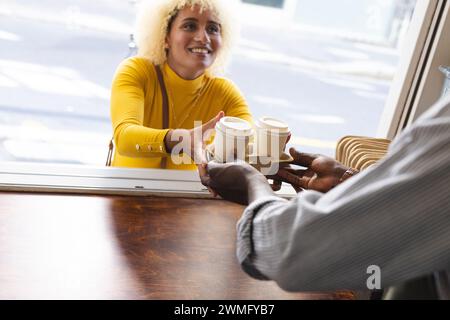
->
xmin=164 ymin=35 xmax=170 ymax=50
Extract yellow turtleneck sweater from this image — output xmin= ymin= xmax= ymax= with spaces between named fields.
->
xmin=110 ymin=57 xmax=252 ymax=170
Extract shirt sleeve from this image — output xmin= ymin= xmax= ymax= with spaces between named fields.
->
xmin=237 ymin=100 xmax=450 ymax=291
xmin=110 ymin=58 xmax=170 ymax=158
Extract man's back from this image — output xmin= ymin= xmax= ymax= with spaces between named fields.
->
xmin=236 ymin=96 xmax=450 ymax=291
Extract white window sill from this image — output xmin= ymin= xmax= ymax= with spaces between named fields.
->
xmin=0 ymin=162 xmax=297 ymax=199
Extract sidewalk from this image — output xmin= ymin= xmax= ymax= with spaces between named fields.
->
xmin=234 ymin=44 xmax=396 ymax=80
xmin=0 ymin=0 xmax=134 ymax=35
xmin=235 ymin=2 xmax=398 ymax=80
xmin=0 ymin=0 xmax=397 ymax=80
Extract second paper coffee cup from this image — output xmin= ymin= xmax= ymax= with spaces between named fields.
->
xmin=255 ymin=117 xmax=290 ymax=159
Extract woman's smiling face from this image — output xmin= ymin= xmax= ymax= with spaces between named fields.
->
xmin=165 ymin=5 xmax=222 ymax=80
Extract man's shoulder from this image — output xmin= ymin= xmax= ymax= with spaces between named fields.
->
xmin=391 ymin=96 xmax=450 ymax=153
xmin=419 ymin=96 xmax=450 ymax=121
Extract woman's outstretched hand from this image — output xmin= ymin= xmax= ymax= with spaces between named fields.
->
xmin=193 ymin=111 xmax=224 ymax=186
xmin=274 ymin=148 xmax=350 ymax=193
xmin=164 ymin=111 xmax=224 ymax=192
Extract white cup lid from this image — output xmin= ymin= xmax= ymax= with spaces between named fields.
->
xmin=216 ymin=117 xmax=253 ymax=136
xmin=256 ymin=116 xmax=290 ymax=133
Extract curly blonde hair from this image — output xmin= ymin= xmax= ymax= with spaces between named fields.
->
xmin=134 ymin=0 xmax=238 ymax=77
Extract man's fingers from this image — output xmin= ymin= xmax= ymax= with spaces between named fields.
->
xmin=268 ymin=167 xmax=305 ymax=181
xmin=277 ymin=168 xmax=308 ymax=189
xmin=205 ymin=161 xmax=227 ymax=178
xmin=270 ymin=179 xmax=282 ymax=191
xmin=277 ymin=167 xmax=307 ymax=180
xmin=289 ymin=148 xmax=317 ymax=167
xmin=283 ymin=167 xmax=307 ymax=176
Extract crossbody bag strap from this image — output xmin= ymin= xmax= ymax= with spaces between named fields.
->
xmin=105 ymin=139 xmax=114 ymax=166
xmin=154 ymin=64 xmax=169 ymax=128
xmin=154 ymin=64 xmax=169 ymax=169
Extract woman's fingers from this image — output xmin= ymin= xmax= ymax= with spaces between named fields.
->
xmin=191 ymin=111 xmax=224 ymax=164
xmin=202 ymin=111 xmax=224 ymax=134
xmin=208 ymin=187 xmax=218 ymax=197
xmin=198 ymin=163 xmax=208 ymax=182
xmin=198 ymin=163 xmax=218 ymax=197
xmin=285 ymin=132 xmax=292 ymax=144
xmin=193 ymin=145 xmax=207 ymax=165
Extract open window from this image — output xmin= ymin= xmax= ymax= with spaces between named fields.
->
xmin=0 ymin=0 xmax=446 ymax=196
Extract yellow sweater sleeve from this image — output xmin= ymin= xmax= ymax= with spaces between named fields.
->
xmin=110 ymin=58 xmax=170 ymax=158
xmin=218 ymin=78 xmax=253 ymax=125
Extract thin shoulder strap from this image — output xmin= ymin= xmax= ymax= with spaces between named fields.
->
xmin=106 ymin=139 xmax=113 ymax=166
xmin=154 ymin=64 xmax=169 ymax=129
xmin=154 ymin=64 xmax=169 ymax=169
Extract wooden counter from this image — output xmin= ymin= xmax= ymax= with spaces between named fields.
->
xmin=0 ymin=192 xmax=353 ymax=299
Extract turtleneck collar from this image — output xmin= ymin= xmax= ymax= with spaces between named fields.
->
xmin=163 ymin=62 xmax=206 ymax=94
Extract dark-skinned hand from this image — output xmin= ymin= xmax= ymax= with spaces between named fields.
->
xmin=201 ymin=161 xmax=272 ymax=205
xmin=274 ymin=148 xmax=350 ymax=193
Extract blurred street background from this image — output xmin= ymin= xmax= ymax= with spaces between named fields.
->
xmin=0 ymin=0 xmax=416 ymax=165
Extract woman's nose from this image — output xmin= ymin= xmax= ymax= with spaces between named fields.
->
xmin=194 ymin=28 xmax=210 ymax=43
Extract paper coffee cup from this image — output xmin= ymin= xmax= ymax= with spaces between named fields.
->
xmin=214 ymin=117 xmax=253 ymax=163
xmin=255 ymin=117 xmax=290 ymax=159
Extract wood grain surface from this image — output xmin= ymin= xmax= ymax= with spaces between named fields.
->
xmin=0 ymin=192 xmax=353 ymax=300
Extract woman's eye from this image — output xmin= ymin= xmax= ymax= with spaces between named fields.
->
xmin=207 ymin=24 xmax=220 ymax=34
xmin=182 ymin=23 xmax=196 ymax=31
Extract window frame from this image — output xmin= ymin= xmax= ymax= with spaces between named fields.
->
xmin=0 ymin=0 xmax=444 ymax=198
xmin=0 ymin=161 xmax=209 ymax=197
xmin=378 ymin=0 xmax=450 ymax=139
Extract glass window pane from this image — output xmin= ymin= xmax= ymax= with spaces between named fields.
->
xmin=0 ymin=0 xmax=417 ymax=165
xmin=242 ymin=0 xmax=285 ymax=9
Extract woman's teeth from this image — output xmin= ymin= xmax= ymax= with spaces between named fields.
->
xmin=190 ymin=48 xmax=209 ymax=54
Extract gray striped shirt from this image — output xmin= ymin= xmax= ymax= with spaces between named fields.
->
xmin=237 ymin=97 xmax=450 ymax=291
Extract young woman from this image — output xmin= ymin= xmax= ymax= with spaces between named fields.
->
xmin=110 ymin=0 xmax=252 ymax=172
